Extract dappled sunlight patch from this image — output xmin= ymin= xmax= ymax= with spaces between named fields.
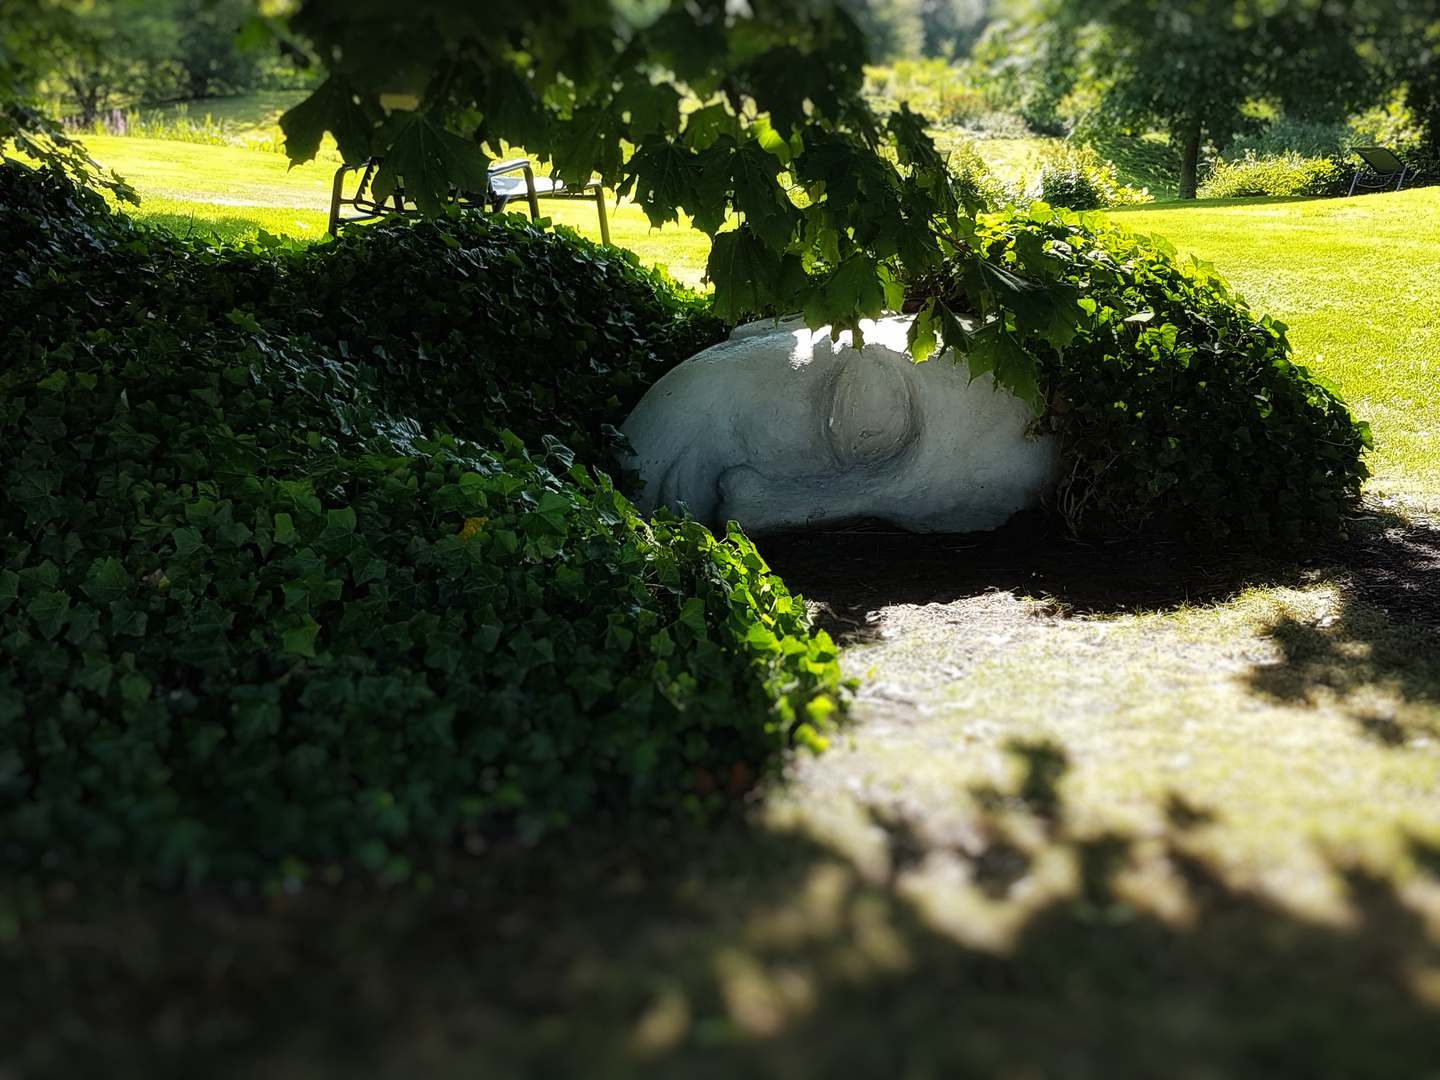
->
xmin=770 ymin=575 xmax=1440 ymax=943
xmin=895 ymin=841 xmax=1078 ymax=954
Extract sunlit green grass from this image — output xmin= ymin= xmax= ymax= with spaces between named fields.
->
xmin=1111 ymin=190 xmax=1440 ymax=508
xmin=84 ymin=134 xmax=714 ymax=284
xmin=83 ymin=133 xmax=337 ymax=210
xmin=146 ymin=89 xmax=310 ymax=141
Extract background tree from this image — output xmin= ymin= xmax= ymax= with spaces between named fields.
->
xmin=0 ymin=0 xmax=135 ymax=199
xmin=841 ymin=0 xmax=994 ymax=62
xmin=1358 ymin=0 xmax=1440 ymax=160
xmin=989 ymin=0 xmax=1374 ymax=198
xmin=44 ymin=1 xmax=179 ymax=123
xmin=171 ymin=0 xmax=273 ymax=100
xmin=26 ymin=0 xmax=298 ymax=121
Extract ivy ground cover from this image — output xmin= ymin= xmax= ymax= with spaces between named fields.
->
xmin=0 ymin=163 xmax=845 ymax=886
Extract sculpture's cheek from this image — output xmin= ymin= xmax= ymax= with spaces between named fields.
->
xmin=825 ymin=352 xmax=919 ymax=468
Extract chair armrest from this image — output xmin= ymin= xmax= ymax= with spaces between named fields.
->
xmin=488 ymin=158 xmax=534 ymax=176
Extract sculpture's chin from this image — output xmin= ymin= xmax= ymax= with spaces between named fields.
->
xmin=620 ymin=315 xmax=1062 ymax=536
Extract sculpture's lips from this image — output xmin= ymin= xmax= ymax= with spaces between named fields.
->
xmin=621 ymin=315 xmax=1061 ymax=536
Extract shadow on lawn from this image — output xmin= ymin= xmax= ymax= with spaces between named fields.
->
xmin=1245 ymin=516 xmax=1440 ymax=746
xmin=760 ymin=507 xmax=1440 ymax=645
xmin=6 ymin=517 xmax=1440 ymax=1079
xmin=7 ymin=744 xmax=1440 ymax=1080
xmin=757 ymin=510 xmax=1298 ymax=643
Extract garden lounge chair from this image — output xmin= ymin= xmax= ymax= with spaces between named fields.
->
xmin=328 ymin=156 xmax=610 ymax=245
xmin=1347 ymin=146 xmax=1416 ymax=196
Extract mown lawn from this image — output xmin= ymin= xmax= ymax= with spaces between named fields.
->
xmin=145 ymin=89 xmax=311 ymax=141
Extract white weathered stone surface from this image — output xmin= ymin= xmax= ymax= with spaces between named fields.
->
xmin=619 ymin=314 xmax=1060 ymax=535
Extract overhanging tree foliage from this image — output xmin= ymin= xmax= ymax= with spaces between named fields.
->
xmin=266 ymin=0 xmax=1080 ymax=408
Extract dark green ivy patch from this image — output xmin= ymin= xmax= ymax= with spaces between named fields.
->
xmin=907 ymin=204 xmax=1370 ymax=542
xmin=1 ymin=159 xmax=726 ymax=465
xmin=0 ymin=163 xmax=842 ymax=886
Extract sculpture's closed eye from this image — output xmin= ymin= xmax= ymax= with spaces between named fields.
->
xmin=825 ymin=354 xmax=917 ymax=468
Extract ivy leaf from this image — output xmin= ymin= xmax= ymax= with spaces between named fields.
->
xmin=281 ymin=615 xmax=322 ymax=658
xmin=77 ymin=652 xmax=114 ymax=695
xmin=273 ymin=512 xmax=300 ymax=547
xmin=64 ymin=603 xmax=101 ymax=645
xmin=27 ymin=591 xmax=71 ymax=641
xmin=281 ymin=75 xmax=377 ymax=165
xmin=678 ymin=597 xmax=707 ymax=636
xmin=232 ymin=685 xmax=282 ymax=744
xmin=372 ymin=112 xmax=492 ymax=217
xmin=109 ymin=599 xmax=148 ymax=638
xmin=0 ymin=569 xmax=21 ymax=613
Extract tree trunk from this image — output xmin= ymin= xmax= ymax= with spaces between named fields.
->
xmin=1177 ymin=126 xmax=1202 ymax=200
xmin=76 ymin=87 xmax=101 ymax=127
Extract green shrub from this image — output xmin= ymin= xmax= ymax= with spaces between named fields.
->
xmin=0 ymin=164 xmax=844 ymax=885
xmin=1198 ymin=151 xmax=1345 ymax=198
xmin=947 ymin=137 xmax=1009 ymax=213
xmin=59 ymin=104 xmax=288 ymax=153
xmin=909 ymin=205 xmax=1369 ymax=541
xmin=1035 ymin=143 xmax=1152 ymax=211
xmin=1089 ymin=133 xmax=1185 ymax=199
xmin=864 ymin=59 xmax=992 ymax=127
xmin=1349 ymin=91 xmax=1428 ymax=160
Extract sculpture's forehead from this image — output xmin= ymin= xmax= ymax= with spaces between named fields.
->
xmin=698 ymin=315 xmax=914 ymax=369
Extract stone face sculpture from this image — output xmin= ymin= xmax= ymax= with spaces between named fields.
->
xmin=620 ymin=314 xmax=1060 ymax=535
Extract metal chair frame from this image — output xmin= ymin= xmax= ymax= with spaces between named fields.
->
xmin=328 ymin=156 xmax=610 ymax=245
xmin=1347 ymin=146 xmax=1416 ymax=197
